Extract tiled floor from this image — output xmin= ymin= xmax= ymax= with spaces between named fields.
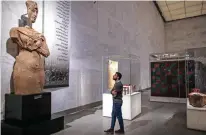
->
xmin=53 ymin=91 xmax=205 ymax=135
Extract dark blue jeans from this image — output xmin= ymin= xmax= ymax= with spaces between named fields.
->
xmin=110 ymin=102 xmax=124 ymax=130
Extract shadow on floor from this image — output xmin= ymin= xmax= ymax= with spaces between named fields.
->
xmin=64 ymin=108 xmax=99 ymax=126
xmin=164 ymin=111 xmax=186 ymax=128
xmin=138 ymin=104 xmax=165 ymax=118
xmin=161 ymin=111 xmax=205 ymax=135
xmin=125 ymin=120 xmax=152 ymax=131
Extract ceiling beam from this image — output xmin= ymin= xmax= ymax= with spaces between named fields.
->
xmin=153 ymin=1 xmax=166 ymax=23
xmin=166 ymin=14 xmax=206 ymax=23
xmin=153 ymin=1 xmax=206 ymax=23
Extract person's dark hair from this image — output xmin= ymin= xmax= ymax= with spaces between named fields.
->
xmin=116 ymin=72 xmax=122 ymax=80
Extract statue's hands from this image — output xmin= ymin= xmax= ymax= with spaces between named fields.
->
xmin=26 ymin=38 xmax=42 ymax=51
xmin=34 ymin=34 xmax=45 ymax=48
xmin=35 ymin=39 xmax=42 ymax=48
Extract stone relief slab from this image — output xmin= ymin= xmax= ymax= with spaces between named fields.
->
xmin=44 ymin=1 xmax=71 ymax=88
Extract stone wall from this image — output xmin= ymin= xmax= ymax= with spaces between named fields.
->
xmin=0 ymin=1 xmax=2 ymax=119
xmin=51 ymin=1 xmax=165 ymax=113
xmin=1 ymin=1 xmax=165 ymax=113
xmin=165 ymin=16 xmax=206 ymax=52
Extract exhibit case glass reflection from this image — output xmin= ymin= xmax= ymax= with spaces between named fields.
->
xmin=102 ymin=55 xmax=141 ymax=120
xmin=185 ymin=47 xmax=206 ymax=131
xmin=149 ymin=51 xmax=189 ymax=103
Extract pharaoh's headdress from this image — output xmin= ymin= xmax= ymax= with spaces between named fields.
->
xmin=26 ymin=0 xmax=38 ymax=10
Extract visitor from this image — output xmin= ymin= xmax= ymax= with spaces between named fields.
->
xmin=104 ymin=72 xmax=125 ymax=134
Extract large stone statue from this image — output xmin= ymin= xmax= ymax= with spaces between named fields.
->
xmin=10 ymin=0 xmax=50 ymax=95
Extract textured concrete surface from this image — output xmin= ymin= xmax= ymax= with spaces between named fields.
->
xmin=53 ymin=91 xmax=205 ymax=135
xmin=51 ymin=1 xmax=165 ymax=113
xmin=165 ymin=16 xmax=206 ymax=52
xmin=0 ymin=2 xmax=1 ymax=89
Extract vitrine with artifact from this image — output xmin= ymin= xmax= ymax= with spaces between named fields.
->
xmin=185 ymin=48 xmax=206 ymax=131
xmin=150 ymin=51 xmax=206 ymax=103
xmin=102 ymin=55 xmax=141 ymax=120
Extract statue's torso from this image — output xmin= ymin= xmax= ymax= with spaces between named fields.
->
xmin=14 ymin=27 xmax=45 ymax=70
xmin=10 ymin=26 xmax=46 ymax=95
xmin=17 ymin=49 xmax=44 ymax=70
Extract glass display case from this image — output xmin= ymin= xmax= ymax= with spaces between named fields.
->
xmin=150 ymin=51 xmax=188 ymax=99
xmin=185 ymin=47 xmax=206 ymax=131
xmin=185 ymin=47 xmax=206 ymax=95
xmin=185 ymin=48 xmax=206 ymax=107
xmin=150 ymin=49 xmax=206 ymax=101
xmin=102 ymin=55 xmax=141 ymax=120
xmin=101 ymin=55 xmax=140 ymax=95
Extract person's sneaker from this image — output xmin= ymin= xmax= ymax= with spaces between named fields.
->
xmin=115 ymin=129 xmax=125 ymax=134
xmin=104 ymin=128 xmax=114 ymax=134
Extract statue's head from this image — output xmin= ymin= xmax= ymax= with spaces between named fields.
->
xmin=26 ymin=0 xmax=38 ymax=23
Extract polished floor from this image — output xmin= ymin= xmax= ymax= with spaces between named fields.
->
xmin=54 ymin=91 xmax=205 ymax=135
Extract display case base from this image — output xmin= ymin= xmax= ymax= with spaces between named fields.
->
xmin=1 ymin=115 xmax=64 ymax=135
xmin=187 ymin=99 xmax=206 ymax=131
xmin=5 ymin=92 xmax=51 ymax=122
xmin=103 ymin=92 xmax=141 ymax=120
xmin=2 ymin=92 xmax=64 ymax=135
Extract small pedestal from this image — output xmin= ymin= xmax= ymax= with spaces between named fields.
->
xmin=103 ymin=92 xmax=141 ymax=120
xmin=1 ymin=92 xmax=64 ymax=135
xmin=187 ymin=99 xmax=206 ymax=131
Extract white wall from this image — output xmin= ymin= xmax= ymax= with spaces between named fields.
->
xmin=1 ymin=1 xmax=165 ymax=114
xmin=51 ymin=1 xmax=165 ymax=113
xmin=165 ymin=16 xmax=206 ymax=52
xmin=0 ymin=1 xmax=2 ymax=119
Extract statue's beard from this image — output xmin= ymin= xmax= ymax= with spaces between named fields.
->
xmin=30 ymin=17 xmax=37 ymax=23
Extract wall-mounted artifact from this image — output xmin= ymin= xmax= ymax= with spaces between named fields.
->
xmin=9 ymin=0 xmax=50 ymax=95
xmin=43 ymin=1 xmax=71 ymax=88
xmin=108 ymin=60 xmax=118 ymax=90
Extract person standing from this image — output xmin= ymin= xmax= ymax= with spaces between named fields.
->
xmin=104 ymin=72 xmax=125 ymax=134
